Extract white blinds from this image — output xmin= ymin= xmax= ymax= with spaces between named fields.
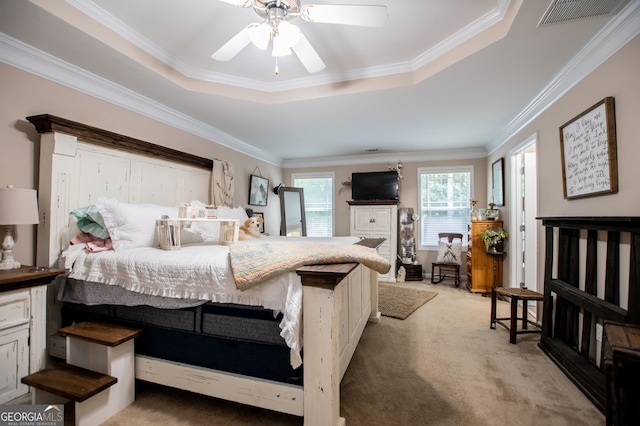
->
xmin=419 ymin=170 xmax=471 ymax=247
xmin=292 ymin=175 xmax=334 ymax=237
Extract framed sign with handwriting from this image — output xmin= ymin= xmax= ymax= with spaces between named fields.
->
xmin=559 ymin=97 xmax=618 ymax=199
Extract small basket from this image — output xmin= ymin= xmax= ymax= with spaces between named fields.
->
xmin=157 ymin=219 xmax=181 ymax=250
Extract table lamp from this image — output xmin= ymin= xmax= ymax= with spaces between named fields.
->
xmin=0 ymin=185 xmax=40 ymax=270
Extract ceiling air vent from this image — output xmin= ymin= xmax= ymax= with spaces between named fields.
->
xmin=539 ymin=0 xmax=628 ymax=26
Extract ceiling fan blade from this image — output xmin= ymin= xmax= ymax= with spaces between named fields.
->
xmin=300 ymin=4 xmax=388 ymax=27
xmin=216 ymin=0 xmax=254 ymax=7
xmin=211 ymin=25 xmax=253 ymax=61
xmin=291 ymin=33 xmax=325 ymax=73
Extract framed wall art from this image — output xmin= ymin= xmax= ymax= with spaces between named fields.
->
xmin=248 ymin=174 xmax=269 ymax=206
xmin=559 ymin=97 xmax=618 ymax=200
xmin=491 ymin=158 xmax=504 ymax=207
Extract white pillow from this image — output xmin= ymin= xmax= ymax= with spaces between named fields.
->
xmin=180 ymin=228 xmax=204 ymax=245
xmin=435 ymin=241 xmax=462 ymax=264
xmin=217 ymin=206 xmax=249 ymax=221
xmin=96 ymin=198 xmax=178 ymax=251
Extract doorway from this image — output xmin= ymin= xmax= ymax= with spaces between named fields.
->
xmin=509 ymin=134 xmax=538 ymax=314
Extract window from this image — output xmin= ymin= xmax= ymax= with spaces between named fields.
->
xmin=292 ymin=172 xmax=334 ymax=237
xmin=418 ymin=166 xmax=473 ymax=249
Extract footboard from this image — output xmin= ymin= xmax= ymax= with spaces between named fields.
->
xmin=297 ymin=257 xmax=379 ymax=425
xmin=135 ymin=260 xmax=378 ymax=426
xmin=538 ymin=217 xmax=640 ymax=412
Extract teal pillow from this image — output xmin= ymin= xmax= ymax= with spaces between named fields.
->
xmin=70 ymin=205 xmax=109 ymax=239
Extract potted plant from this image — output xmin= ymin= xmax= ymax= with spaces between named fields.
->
xmin=480 ymin=227 xmax=508 ymax=252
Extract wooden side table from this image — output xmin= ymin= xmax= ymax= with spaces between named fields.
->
xmin=485 ymin=250 xmax=505 ymax=289
xmin=0 ymin=265 xmax=64 ymax=292
xmin=603 ymin=322 xmax=640 ymax=426
xmin=0 ymin=266 xmax=65 ymax=404
xmin=399 ymin=263 xmax=423 ymax=281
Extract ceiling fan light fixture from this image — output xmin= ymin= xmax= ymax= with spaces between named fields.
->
xmin=212 ymin=0 xmax=387 ymax=73
xmin=277 ymin=21 xmax=301 ymax=47
xmin=249 ymin=22 xmax=271 ymax=50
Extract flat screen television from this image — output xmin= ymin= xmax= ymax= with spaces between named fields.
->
xmin=351 ymin=171 xmax=399 ymax=201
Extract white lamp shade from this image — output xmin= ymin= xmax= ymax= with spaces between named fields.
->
xmin=249 ymin=22 xmax=271 ymax=50
xmin=0 ymin=186 xmax=40 ymax=225
xmin=277 ymin=21 xmax=300 ymax=48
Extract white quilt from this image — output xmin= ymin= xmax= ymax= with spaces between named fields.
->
xmin=61 ymin=236 xmax=360 ymax=368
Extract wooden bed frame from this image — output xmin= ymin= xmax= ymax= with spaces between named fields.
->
xmin=537 ymin=217 xmax=640 ymax=413
xmin=29 ymin=114 xmax=381 ymax=425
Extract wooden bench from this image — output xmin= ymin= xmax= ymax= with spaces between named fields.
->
xmin=22 ymin=321 xmax=142 ymax=425
xmin=490 ymin=287 xmax=543 ymax=344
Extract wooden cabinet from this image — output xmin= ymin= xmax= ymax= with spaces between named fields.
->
xmin=0 ymin=266 xmax=64 ymax=404
xmin=349 ymin=201 xmax=398 ymax=282
xmin=467 ymin=220 xmax=503 ymax=293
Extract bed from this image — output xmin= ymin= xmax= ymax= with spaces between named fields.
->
xmin=29 ymin=114 xmax=388 ymax=425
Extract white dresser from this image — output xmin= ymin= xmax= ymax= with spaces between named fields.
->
xmin=348 ymin=201 xmax=398 ymax=282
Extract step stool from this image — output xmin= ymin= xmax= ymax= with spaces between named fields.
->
xmin=490 ymin=287 xmax=543 ymax=344
xmin=22 ymin=321 xmax=142 ymax=425
xmin=21 ymin=363 xmax=117 ymax=425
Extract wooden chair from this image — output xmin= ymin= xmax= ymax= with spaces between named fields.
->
xmin=431 ymin=233 xmax=463 ymax=287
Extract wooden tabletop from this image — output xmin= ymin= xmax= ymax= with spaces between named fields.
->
xmin=604 ymin=322 xmax=640 ymax=352
xmin=0 ymin=265 xmax=65 ymax=292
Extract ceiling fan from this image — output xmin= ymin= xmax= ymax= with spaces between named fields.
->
xmin=211 ymin=0 xmax=388 ymax=74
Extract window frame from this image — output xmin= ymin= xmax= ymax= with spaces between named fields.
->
xmin=291 ymin=171 xmax=335 ymax=237
xmin=417 ymin=165 xmax=474 ymax=251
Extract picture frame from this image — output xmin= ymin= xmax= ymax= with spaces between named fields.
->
xmin=559 ymin=97 xmax=618 ymax=200
xmin=248 ymin=174 xmax=269 ymax=206
xmin=253 ymin=212 xmax=265 ymax=233
xmin=491 ymin=158 xmax=504 ymax=207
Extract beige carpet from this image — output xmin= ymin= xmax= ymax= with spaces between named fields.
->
xmin=378 ymin=282 xmax=437 ymax=319
xmin=102 ymin=282 xmax=604 ymax=426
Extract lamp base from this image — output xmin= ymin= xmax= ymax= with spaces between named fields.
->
xmin=0 ymin=248 xmax=21 ymax=270
xmin=0 ymin=259 xmax=21 ymax=270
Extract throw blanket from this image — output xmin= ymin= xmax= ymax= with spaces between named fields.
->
xmin=229 ymin=241 xmax=391 ymax=290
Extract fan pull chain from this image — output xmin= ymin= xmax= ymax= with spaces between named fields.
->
xmin=274 ymin=56 xmax=280 ymax=75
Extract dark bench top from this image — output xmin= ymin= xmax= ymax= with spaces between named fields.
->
xmin=58 ymin=321 xmax=143 ymax=347
xmin=22 ymin=363 xmax=117 ymax=402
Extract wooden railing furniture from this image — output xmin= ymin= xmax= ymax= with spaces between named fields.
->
xmin=537 ymin=217 xmax=640 ymax=415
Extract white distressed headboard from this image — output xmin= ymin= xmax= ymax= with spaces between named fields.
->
xmin=28 ymin=114 xmax=213 ymax=267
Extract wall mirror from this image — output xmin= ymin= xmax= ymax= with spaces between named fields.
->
xmin=279 ymin=187 xmax=307 ymax=236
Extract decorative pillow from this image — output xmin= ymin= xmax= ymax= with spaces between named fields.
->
xmin=436 ymin=241 xmax=462 ymax=264
xmin=96 ymin=198 xmax=178 ymax=251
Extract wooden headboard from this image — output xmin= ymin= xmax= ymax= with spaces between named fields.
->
xmin=27 ymin=114 xmax=213 ymax=267
xmin=538 ymin=216 xmax=640 ymax=413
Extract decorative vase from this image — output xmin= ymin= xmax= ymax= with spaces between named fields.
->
xmin=487 ymin=239 xmax=503 ymax=253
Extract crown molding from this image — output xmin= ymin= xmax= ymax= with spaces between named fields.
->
xmin=0 ymin=32 xmax=283 ymax=166
xmin=282 ymin=147 xmax=487 ymax=169
xmin=486 ymin=0 xmax=640 ymax=154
